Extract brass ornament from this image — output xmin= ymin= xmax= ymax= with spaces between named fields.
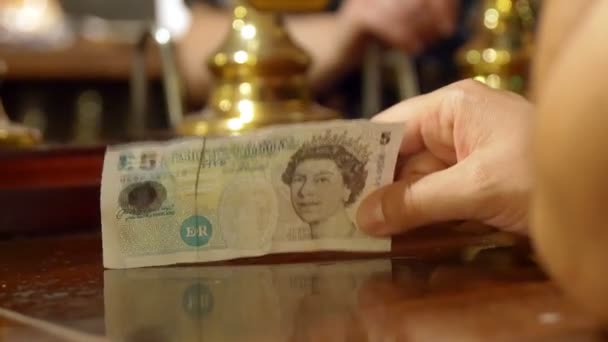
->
xmin=456 ymin=0 xmax=537 ymax=94
xmin=178 ymin=0 xmax=340 ymax=137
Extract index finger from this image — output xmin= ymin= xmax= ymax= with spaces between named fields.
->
xmin=372 ymin=93 xmax=431 ymax=155
xmin=371 ymin=82 xmax=460 ymax=161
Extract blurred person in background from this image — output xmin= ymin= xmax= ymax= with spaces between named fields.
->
xmin=173 ymin=0 xmax=463 ymax=106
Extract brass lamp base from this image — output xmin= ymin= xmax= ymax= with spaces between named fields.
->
xmin=0 ymin=125 xmax=41 ymax=147
xmin=0 ymin=101 xmax=41 ymax=148
xmin=177 ymin=0 xmax=340 ymax=137
xmin=0 ymin=59 xmax=41 ymax=147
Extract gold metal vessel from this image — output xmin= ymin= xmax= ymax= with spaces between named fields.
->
xmin=456 ymin=0 xmax=537 ymax=94
xmin=177 ymin=0 xmax=340 ymax=137
xmin=0 ymin=63 xmax=41 ymax=148
xmin=0 ymin=105 xmax=42 ymax=147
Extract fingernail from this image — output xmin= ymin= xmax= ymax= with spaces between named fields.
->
xmin=357 ymin=199 xmax=388 ymax=236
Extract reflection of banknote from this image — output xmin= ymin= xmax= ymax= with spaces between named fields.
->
xmin=101 ymin=120 xmax=404 ymax=268
xmin=103 ymin=260 xmax=391 ymax=341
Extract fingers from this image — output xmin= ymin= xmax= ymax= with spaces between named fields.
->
xmin=357 ymin=160 xmax=477 ymax=235
xmin=359 ymin=79 xmax=532 ymax=235
xmin=372 ymin=83 xmax=465 ymax=163
xmin=374 ymin=0 xmax=457 ymax=50
xmin=342 ymin=0 xmax=458 ymax=54
xmin=373 ymin=79 xmax=500 ymax=165
xmin=372 ymin=91 xmax=439 ymax=156
xmin=359 ymin=0 xmax=422 ymax=52
xmin=396 ymin=150 xmax=448 ymax=183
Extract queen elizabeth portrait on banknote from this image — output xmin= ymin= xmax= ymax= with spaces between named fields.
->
xmin=281 ymin=130 xmax=371 ymax=240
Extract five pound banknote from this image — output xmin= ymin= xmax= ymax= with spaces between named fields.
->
xmin=101 ymin=120 xmax=404 ymax=268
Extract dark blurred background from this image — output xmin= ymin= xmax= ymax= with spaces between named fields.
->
xmin=0 ymin=0 xmax=537 ymax=145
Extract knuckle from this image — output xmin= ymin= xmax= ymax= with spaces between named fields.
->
xmin=441 ymin=79 xmax=488 ymax=115
xmin=465 ymin=158 xmax=498 ymax=205
xmin=452 ymin=78 xmax=486 ymax=93
xmin=445 ymin=82 xmax=470 ymax=104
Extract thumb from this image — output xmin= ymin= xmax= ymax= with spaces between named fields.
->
xmin=357 ymin=161 xmax=478 ymax=236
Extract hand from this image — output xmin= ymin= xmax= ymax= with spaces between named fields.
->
xmin=531 ymin=0 xmax=597 ymax=99
xmin=531 ymin=0 xmax=608 ymax=322
xmin=356 ymin=79 xmax=533 ymax=236
xmin=337 ymin=0 xmax=459 ymax=55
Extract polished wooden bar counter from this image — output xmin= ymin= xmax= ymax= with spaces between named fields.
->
xmin=0 ymin=134 xmax=604 ymax=341
xmin=0 ymin=230 xmax=606 ymax=341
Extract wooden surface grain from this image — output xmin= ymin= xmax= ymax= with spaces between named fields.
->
xmin=0 ymin=233 xmax=605 ymax=341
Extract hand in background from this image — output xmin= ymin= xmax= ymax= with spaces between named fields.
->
xmin=337 ymin=0 xmax=459 ymax=55
xmin=177 ymin=0 xmax=460 ymax=103
xmin=297 ymin=0 xmax=459 ymax=90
